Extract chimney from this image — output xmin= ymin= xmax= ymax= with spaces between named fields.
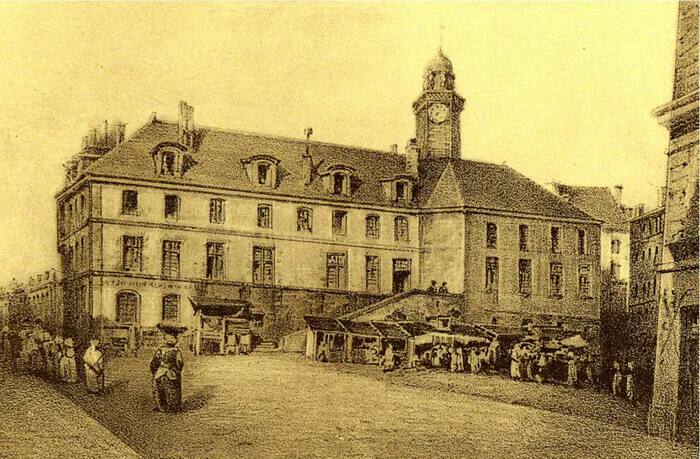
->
xmin=635 ymin=203 xmax=645 ymax=217
xmin=178 ymin=101 xmax=195 ymax=148
xmin=405 ymin=138 xmax=420 ymax=176
xmin=115 ymin=123 xmax=126 ymax=146
xmin=657 ymin=186 xmax=667 ymax=208
xmin=90 ymin=128 xmax=98 ymax=147
xmin=613 ymin=185 xmax=623 ymax=206
xmin=103 ymin=120 xmax=109 ymax=147
xmin=302 ymin=127 xmax=313 ymax=185
xmin=390 ymin=144 xmax=398 ymax=154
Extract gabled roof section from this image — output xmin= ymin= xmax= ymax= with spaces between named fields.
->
xmin=422 ymin=161 xmax=464 ymax=208
xmin=555 ymin=185 xmax=629 ymax=229
xmin=85 ymin=121 xmax=406 ymax=206
xmin=418 ymin=158 xmax=595 ymax=221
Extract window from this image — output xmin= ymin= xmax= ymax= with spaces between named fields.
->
xmin=258 ymin=204 xmax=272 ymax=229
xmin=611 ymin=261 xmax=621 ymax=280
xmin=161 ymin=151 xmax=176 ymax=176
xmin=162 ymin=241 xmax=181 ymax=278
xmin=394 ymin=216 xmax=409 ymax=242
xmin=122 ymin=190 xmax=138 ymax=215
xmin=392 ymin=259 xmax=411 ymax=294
xmin=578 ymin=265 xmax=591 ymax=298
xmin=549 ymin=227 xmax=560 ymax=253
xmin=332 ymin=210 xmax=347 ymax=236
xmin=485 ymin=257 xmax=499 ymax=293
xmin=519 ymin=225 xmax=529 ymax=251
xmin=366 ymin=255 xmax=380 ymax=292
xmin=366 ymin=215 xmax=380 ymax=239
xmin=326 ymin=253 xmax=347 ymax=289
xmin=79 ymin=195 xmax=85 ymax=221
xmin=486 ymin=223 xmax=497 ymax=249
xmin=550 ymin=262 xmax=563 ymax=297
xmin=253 ymin=246 xmax=275 ymax=285
xmin=210 ymin=198 xmax=225 ymax=224
xmin=297 ymin=207 xmax=313 ymax=233
xmin=122 ymin=236 xmax=143 ymax=271
xmin=206 ymin=242 xmax=225 ymax=279
xmin=333 ymin=173 xmax=348 ymax=195
xmin=578 ymin=229 xmax=587 ymax=255
xmin=518 ymin=259 xmax=532 ymax=295
xmin=162 ymin=294 xmax=180 ymax=322
xmin=116 ymin=291 xmax=139 ymax=324
xmin=611 ymin=238 xmax=621 ymax=255
xmin=396 ymin=182 xmax=407 ymax=202
xmin=164 ymin=195 xmax=180 ymax=219
xmin=258 ymin=162 xmax=271 ymax=186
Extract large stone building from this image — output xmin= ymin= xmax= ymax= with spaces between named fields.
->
xmin=549 ymin=183 xmax=631 ymax=370
xmin=628 ymin=204 xmax=665 ymax=402
xmin=56 ymin=49 xmax=602 ymax=347
xmin=647 ymin=0 xmax=699 ymax=443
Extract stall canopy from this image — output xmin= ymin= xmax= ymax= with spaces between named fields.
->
xmin=189 ymin=297 xmax=260 ymax=318
xmin=371 ymin=322 xmax=409 ymax=340
xmin=304 ymin=315 xmax=347 ymax=334
xmin=338 ymin=320 xmax=380 ymax=337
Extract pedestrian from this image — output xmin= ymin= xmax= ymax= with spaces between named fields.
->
xmin=510 ymin=344 xmax=522 ymax=380
xmin=83 ymin=339 xmax=105 ymax=395
xmin=487 ymin=338 xmax=500 ymax=367
xmin=52 ymin=336 xmax=64 ymax=381
xmin=626 ymin=362 xmax=637 ymax=405
xmin=426 ymin=280 xmax=438 ymax=293
xmin=567 ymin=352 xmax=578 ymax=387
xmin=381 ymin=344 xmax=395 ymax=372
xmin=612 ymin=362 xmax=623 ymax=396
xmin=150 ymin=333 xmax=184 ymax=412
xmin=40 ymin=332 xmax=53 ymax=378
xmin=449 ymin=346 xmax=458 ymax=373
xmin=60 ymin=338 xmax=78 ymax=383
xmin=455 ymin=346 xmax=464 ymax=372
xmin=438 ymin=282 xmax=449 ymax=294
xmin=469 ymin=348 xmax=480 ymax=374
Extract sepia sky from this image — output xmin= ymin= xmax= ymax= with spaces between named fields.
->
xmin=0 ymin=2 xmax=680 ymax=285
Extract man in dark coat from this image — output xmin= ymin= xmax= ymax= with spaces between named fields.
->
xmin=150 ymin=333 xmax=184 ymax=412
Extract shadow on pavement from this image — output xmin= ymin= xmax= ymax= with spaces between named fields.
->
xmin=181 ymin=384 xmax=216 ymax=412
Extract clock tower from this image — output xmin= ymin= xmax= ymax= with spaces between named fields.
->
xmin=412 ymin=49 xmax=465 ymax=160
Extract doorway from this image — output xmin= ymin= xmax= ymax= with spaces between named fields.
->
xmin=392 ymin=259 xmax=411 ymax=294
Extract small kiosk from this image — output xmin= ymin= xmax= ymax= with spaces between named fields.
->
xmin=190 ymin=298 xmax=263 ymax=356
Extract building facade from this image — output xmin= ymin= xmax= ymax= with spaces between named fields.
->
xmin=56 ymin=49 xmax=602 ymax=347
xmin=648 ymin=0 xmax=699 ymax=443
xmin=628 ymin=206 xmax=665 ymax=403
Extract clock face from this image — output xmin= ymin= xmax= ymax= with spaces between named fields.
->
xmin=428 ymin=103 xmax=449 ymax=124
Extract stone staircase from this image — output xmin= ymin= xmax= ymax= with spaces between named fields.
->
xmin=254 ymin=341 xmax=280 ymax=353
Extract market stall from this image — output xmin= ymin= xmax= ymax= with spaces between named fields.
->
xmin=338 ymin=319 xmax=381 ymax=364
xmin=190 ymin=298 xmax=259 ymax=356
xmin=304 ymin=315 xmax=347 ymax=363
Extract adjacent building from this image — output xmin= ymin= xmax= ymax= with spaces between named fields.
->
xmin=56 ymin=48 xmax=602 ymax=349
xmin=648 ymin=0 xmax=699 ymax=443
xmin=628 ymin=204 xmax=665 ymax=402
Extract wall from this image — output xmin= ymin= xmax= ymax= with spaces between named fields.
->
xmin=463 ymin=212 xmax=601 ymax=327
xmin=419 ymin=211 xmax=465 ymax=292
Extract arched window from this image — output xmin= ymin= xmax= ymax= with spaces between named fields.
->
xmin=394 ymin=216 xmax=409 ymax=242
xmin=116 ymin=291 xmax=139 ymax=324
xmin=162 ymin=294 xmax=180 ymax=322
xmin=333 ymin=172 xmax=348 ymax=195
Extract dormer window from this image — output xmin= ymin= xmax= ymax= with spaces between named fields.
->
xmin=381 ymin=175 xmax=415 ymax=204
xmin=151 ymin=143 xmax=196 ymax=178
xmin=242 ymin=155 xmax=279 ymax=188
xmin=333 ymin=173 xmax=347 ymax=195
xmin=396 ymin=181 xmax=407 ymax=202
xmin=321 ymin=165 xmax=355 ymax=196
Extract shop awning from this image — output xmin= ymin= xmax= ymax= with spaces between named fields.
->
xmin=189 ymin=297 xmax=255 ymax=317
xmin=338 ymin=319 xmax=380 ymax=337
xmin=304 ymin=315 xmax=347 ymax=333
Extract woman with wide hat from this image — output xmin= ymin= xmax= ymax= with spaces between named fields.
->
xmin=150 ymin=324 xmax=186 ymax=412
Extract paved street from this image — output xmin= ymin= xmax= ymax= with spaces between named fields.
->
xmin=0 ymin=367 xmax=139 ymax=459
xmin=47 ymin=353 xmax=697 ymax=459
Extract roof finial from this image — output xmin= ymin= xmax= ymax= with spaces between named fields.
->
xmin=439 ymin=24 xmax=445 ymax=51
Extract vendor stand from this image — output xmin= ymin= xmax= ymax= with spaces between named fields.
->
xmin=190 ymin=298 xmax=259 ymax=356
xmin=304 ymin=316 xmax=347 ymax=363
xmin=338 ymin=319 xmax=381 ymax=364
xmin=370 ymin=321 xmax=409 ymax=367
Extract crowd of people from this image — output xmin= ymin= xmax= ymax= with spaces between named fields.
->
xmin=0 ymin=319 xmax=186 ymax=413
xmin=612 ymin=360 xmax=638 ymax=405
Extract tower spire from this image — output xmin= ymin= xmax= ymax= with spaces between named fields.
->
xmin=439 ymin=24 xmax=445 ymax=51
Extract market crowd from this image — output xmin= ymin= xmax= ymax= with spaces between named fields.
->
xmin=0 ymin=319 xmax=186 ymax=413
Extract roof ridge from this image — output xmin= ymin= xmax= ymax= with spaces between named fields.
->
xmin=155 ymin=120 xmax=395 ymax=156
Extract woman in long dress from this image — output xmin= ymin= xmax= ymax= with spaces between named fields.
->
xmin=150 ymin=334 xmax=184 ymax=412
xmin=510 ymin=345 xmax=522 ymax=380
xmin=83 ymin=339 xmax=104 ymax=394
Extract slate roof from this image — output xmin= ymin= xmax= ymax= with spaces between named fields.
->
xmin=552 ymin=185 xmax=629 ymax=230
xmin=303 ymin=316 xmax=346 ymax=333
xmin=337 ymin=320 xmax=380 ymax=336
xmin=82 ymin=120 xmax=597 ymax=221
